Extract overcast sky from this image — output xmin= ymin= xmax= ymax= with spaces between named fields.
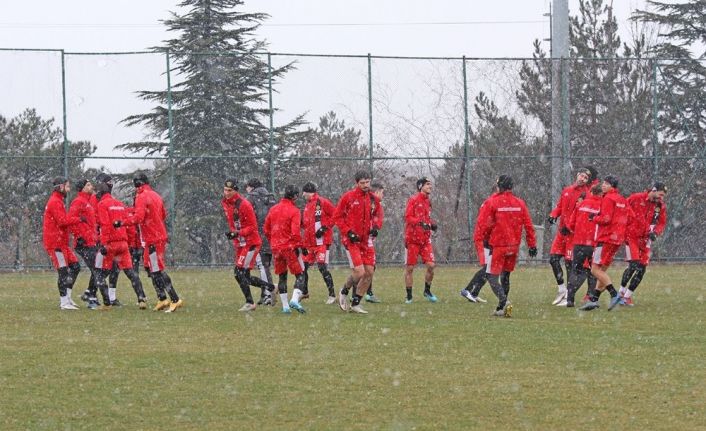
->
xmin=1 ymin=0 xmax=651 ymax=172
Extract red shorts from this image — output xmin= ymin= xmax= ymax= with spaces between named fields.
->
xmin=592 ymin=243 xmax=620 ymax=267
xmin=550 ymin=231 xmax=568 ymax=256
xmin=99 ymin=241 xmax=133 ymax=270
xmin=45 ymin=247 xmax=78 ymax=269
xmin=273 ymin=248 xmax=305 ymax=275
xmin=405 ymin=242 xmax=435 ymax=266
xmin=487 ymin=246 xmax=518 ymax=275
xmin=345 ymin=242 xmax=376 ymax=268
xmin=625 ymin=237 xmax=650 ymax=266
xmin=235 ymin=244 xmax=260 ymax=270
xmin=304 ymin=244 xmax=330 ymax=265
xmin=143 ymin=241 xmax=167 ymax=273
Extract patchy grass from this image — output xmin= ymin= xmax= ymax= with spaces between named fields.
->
xmin=0 ymin=264 xmax=704 ymax=430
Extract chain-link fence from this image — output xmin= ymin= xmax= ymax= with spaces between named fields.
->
xmin=1 ymin=48 xmax=704 ymax=269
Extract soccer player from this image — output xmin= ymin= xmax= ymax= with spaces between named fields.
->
xmin=68 ymin=178 xmax=106 ymax=309
xmin=222 ymin=178 xmax=274 ymax=311
xmin=301 ymin=182 xmax=337 ymax=304
xmin=128 ymin=173 xmax=184 ymax=313
xmin=403 ymin=177 xmax=438 ymax=304
xmin=95 ymin=183 xmax=147 ymax=309
xmin=580 ymin=175 xmax=631 ymax=311
xmin=364 ymin=182 xmax=385 ymax=303
xmin=562 ymin=184 xmax=603 ymax=307
xmin=42 ymin=177 xmax=84 ymax=310
xmin=245 ymin=178 xmax=277 ymax=305
xmin=619 ymin=182 xmax=667 ymax=306
xmin=476 ymin=175 xmax=537 ymax=317
xmin=334 ymin=170 xmax=381 ymax=314
xmin=460 ymin=186 xmax=496 ymax=304
xmin=263 ymin=184 xmax=307 ymax=314
xmin=546 ymin=166 xmax=595 ymax=305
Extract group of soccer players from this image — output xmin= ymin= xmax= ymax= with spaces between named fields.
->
xmin=42 ymin=165 xmax=666 ymax=317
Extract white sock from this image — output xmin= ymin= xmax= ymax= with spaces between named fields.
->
xmin=558 ymin=283 xmax=566 ymax=293
xmin=624 ymin=290 xmax=633 ymax=299
xmin=109 ymin=288 xmax=116 ymax=302
xmin=60 ymin=295 xmax=68 ymax=306
xmin=619 ymin=286 xmax=627 ymax=296
xmin=279 ymin=293 xmax=289 ymax=307
xmin=292 ymin=288 xmax=303 ymax=304
xmin=66 ymin=287 xmax=73 ymax=300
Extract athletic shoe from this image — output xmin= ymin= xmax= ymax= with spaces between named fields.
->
xmin=87 ymin=301 xmax=99 ymax=310
xmin=607 ymin=295 xmax=623 ymax=311
xmin=138 ymin=300 xmax=147 ymax=310
xmin=579 ymin=301 xmax=600 ymax=311
xmin=68 ymin=297 xmax=80 ymax=308
xmin=59 ymin=303 xmax=79 ymax=310
xmin=566 ymin=301 xmax=575 ymax=308
xmin=289 ymin=300 xmax=306 ymax=314
xmin=164 ymin=299 xmax=184 ymax=313
xmin=364 ymin=294 xmax=381 ymax=303
xmin=504 ymin=303 xmax=513 ymax=318
xmin=492 ymin=309 xmax=505 ymax=317
xmin=622 ymin=297 xmax=634 ymax=307
xmin=338 ymin=290 xmax=349 ymax=311
xmin=555 ymin=298 xmax=568 ymax=307
xmin=552 ymin=290 xmax=567 ymax=305
xmin=325 ymin=296 xmax=336 ymax=305
xmin=256 ymin=297 xmax=265 ymax=306
xmin=460 ymin=289 xmax=476 ymax=302
xmin=238 ymin=303 xmax=256 ymax=312
xmin=153 ymin=299 xmax=171 ymax=311
xmin=404 ymin=298 xmax=413 ymax=304
xmin=350 ymin=305 xmax=369 ymax=314
xmin=281 ymin=307 xmax=292 ymax=314
xmin=423 ymin=291 xmax=438 ymax=303
xmin=473 ymin=296 xmax=488 ymax=303
xmin=110 ymin=299 xmax=123 ymax=307
xmin=263 ymin=294 xmax=274 ymax=306
xmin=80 ymin=292 xmax=90 ymax=303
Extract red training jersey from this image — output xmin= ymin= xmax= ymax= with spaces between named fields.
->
xmin=567 ymin=194 xmax=602 ymax=247
xmin=264 ymin=198 xmax=302 ymax=252
xmin=68 ymin=191 xmax=98 ymax=247
xmin=334 ymin=187 xmax=381 ymax=246
xmin=43 ymin=191 xmax=82 ymax=250
xmin=96 ymin=193 xmax=133 ymax=244
xmin=479 ymin=191 xmax=536 ymax=248
xmin=626 ymin=191 xmax=667 ymax=239
xmin=404 ymin=192 xmax=435 ymax=245
xmin=129 ymin=184 xmax=168 ymax=244
xmin=221 ymin=192 xmax=262 ymax=247
xmin=302 ymin=193 xmax=335 ymax=247
xmin=594 ymin=189 xmax=630 ymax=245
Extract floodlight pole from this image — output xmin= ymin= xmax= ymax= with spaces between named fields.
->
xmin=551 ymin=0 xmax=570 ymax=210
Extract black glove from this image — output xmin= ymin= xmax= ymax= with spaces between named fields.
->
xmin=483 ymin=240 xmax=490 ymax=249
xmin=560 ymin=226 xmax=571 ymax=236
xmin=588 ymin=213 xmax=596 ymax=221
xmin=430 ymin=223 xmax=438 ymax=232
xmin=99 ymin=246 xmax=108 ymax=256
xmin=420 ymin=222 xmax=432 ymax=231
xmin=547 ymin=216 xmax=557 ymax=225
xmin=347 ymin=230 xmax=360 ymax=243
xmin=528 ymin=247 xmax=538 ymax=258
xmin=113 ymin=220 xmax=122 ymax=228
xmin=315 ymin=226 xmax=327 ymax=239
xmin=648 ymin=232 xmax=657 ymax=241
xmin=76 ymin=237 xmax=86 ymax=248
xmin=148 ymin=244 xmax=156 ymax=254
xmin=370 ymin=227 xmax=379 ymax=238
xmin=300 ymin=247 xmax=309 ymax=256
xmin=225 ymin=231 xmax=237 ymax=240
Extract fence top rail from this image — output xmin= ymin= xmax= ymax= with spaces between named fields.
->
xmin=1 ymin=47 xmax=702 ymax=62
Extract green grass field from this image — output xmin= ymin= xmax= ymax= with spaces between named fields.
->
xmin=1 ymin=264 xmax=704 ymax=430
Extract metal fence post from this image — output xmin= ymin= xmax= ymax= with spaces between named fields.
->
xmin=463 ymin=56 xmax=473 ymax=237
xmin=268 ymin=52 xmax=275 ymax=192
xmin=166 ymin=49 xmax=175 ymax=233
xmin=651 ymin=59 xmax=659 ymax=181
xmin=367 ymin=53 xmax=374 ymax=175
xmin=61 ymin=50 xmax=68 ymax=179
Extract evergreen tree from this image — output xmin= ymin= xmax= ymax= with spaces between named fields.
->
xmin=634 ymin=0 xmax=706 ymax=257
xmin=119 ymin=0 xmax=305 ymax=264
xmin=0 ymin=109 xmax=94 ymax=268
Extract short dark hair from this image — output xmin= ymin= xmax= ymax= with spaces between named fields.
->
xmin=371 ymin=182 xmax=384 ymax=191
xmin=590 ymin=184 xmax=603 ymax=196
xmin=354 ymin=170 xmax=371 ymax=182
xmin=246 ymin=178 xmax=262 ymax=189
